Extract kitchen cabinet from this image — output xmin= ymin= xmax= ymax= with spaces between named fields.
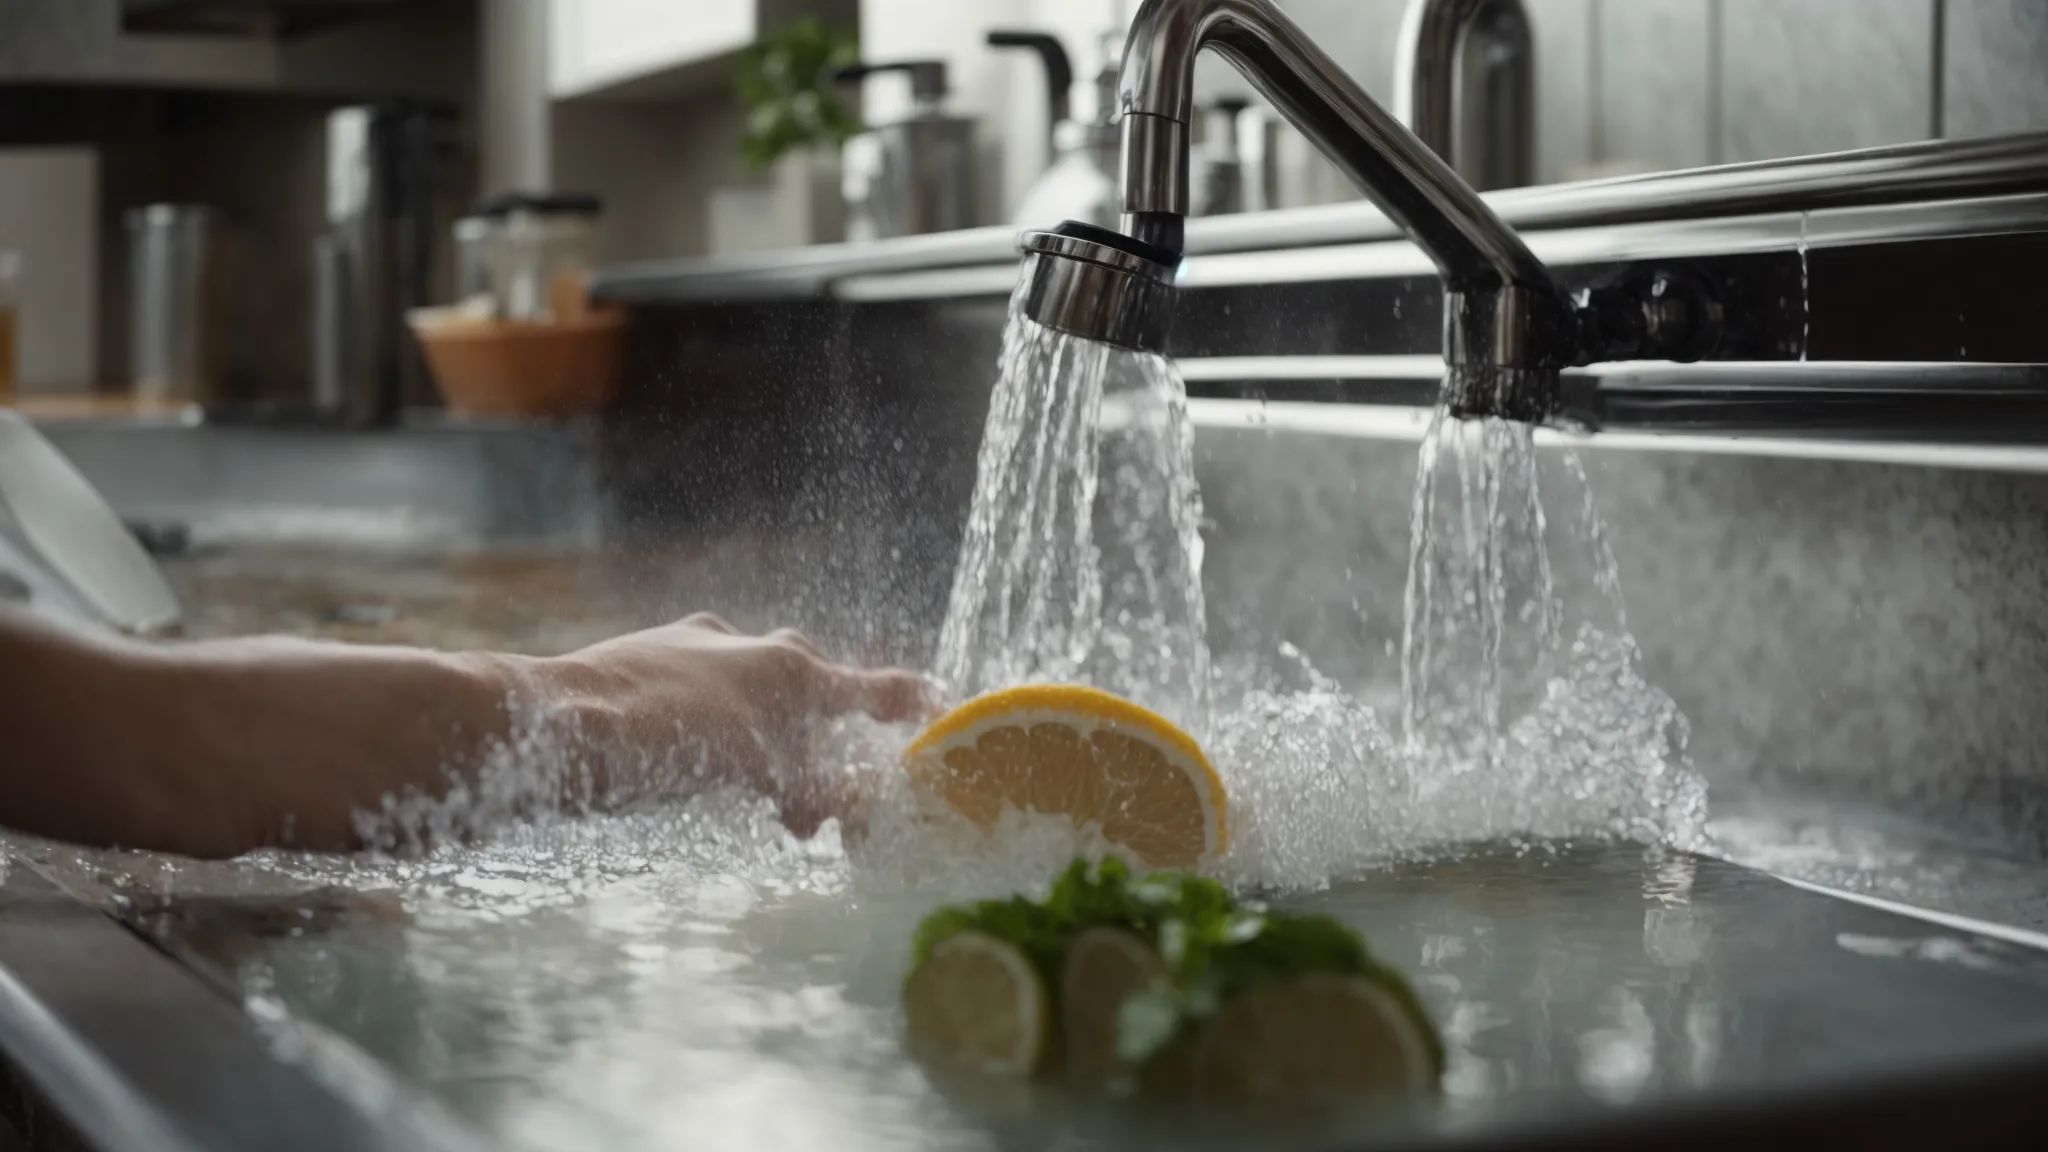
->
xmin=547 ymin=0 xmax=756 ymax=100
xmin=120 ymin=0 xmax=417 ymax=37
xmin=0 ymin=0 xmax=472 ymax=101
xmin=546 ymin=0 xmax=854 ymax=102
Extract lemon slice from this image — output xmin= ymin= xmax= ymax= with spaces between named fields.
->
xmin=1191 ymin=973 xmax=1441 ymax=1100
xmin=902 ymin=931 xmax=1050 ymax=1076
xmin=1061 ymin=925 xmax=1170 ymax=1084
xmin=904 ymin=685 xmax=1227 ymax=869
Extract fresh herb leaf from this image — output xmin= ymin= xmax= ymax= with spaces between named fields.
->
xmin=734 ymin=18 xmax=862 ymax=172
xmin=910 ymin=906 xmax=977 ymax=965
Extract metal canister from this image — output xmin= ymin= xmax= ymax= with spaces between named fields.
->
xmin=320 ymin=103 xmax=440 ymax=427
xmin=125 ymin=204 xmax=222 ymax=400
xmin=832 ymin=60 xmax=977 ymax=239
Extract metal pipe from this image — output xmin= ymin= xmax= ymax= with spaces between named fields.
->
xmin=1393 ymin=0 xmax=1535 ymax=192
xmin=1569 ymin=362 xmax=2048 ymax=441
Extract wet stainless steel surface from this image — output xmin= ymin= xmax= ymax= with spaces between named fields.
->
xmin=35 ymin=418 xmax=604 ymax=553
xmin=0 ymin=541 xmax=2042 ymax=1150
xmin=47 ymin=839 xmax=2048 ymax=1152
xmin=159 ymin=546 xmax=650 ymax=652
xmin=0 ymin=862 xmax=486 ymax=1152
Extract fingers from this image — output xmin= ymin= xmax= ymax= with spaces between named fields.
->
xmin=680 ymin=611 xmax=738 ymax=634
xmin=674 ymin=612 xmax=934 ymax=725
xmin=680 ymin=614 xmax=821 ymax=659
xmin=823 ymin=666 xmax=936 ymax=725
xmin=767 ymin=627 xmax=827 ymax=660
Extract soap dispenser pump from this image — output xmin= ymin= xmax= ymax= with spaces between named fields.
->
xmin=990 ymin=29 xmax=1122 ymax=231
xmin=832 ymin=59 xmax=978 ymax=238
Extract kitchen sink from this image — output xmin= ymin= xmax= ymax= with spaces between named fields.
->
xmin=6 ymin=132 xmax=2048 ymax=1148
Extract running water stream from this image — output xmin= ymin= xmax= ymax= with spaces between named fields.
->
xmin=935 ymin=261 xmax=1210 ymax=734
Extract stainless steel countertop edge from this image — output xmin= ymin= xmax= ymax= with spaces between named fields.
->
xmin=0 ymin=860 xmax=494 ymax=1152
xmin=825 ymin=191 xmax=2048 ymax=302
xmin=1187 ymin=379 xmax=2048 ymax=473
xmin=0 ymin=942 xmax=206 ymax=1152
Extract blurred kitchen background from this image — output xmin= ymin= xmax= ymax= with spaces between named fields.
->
xmin=1 ymin=0 xmax=2044 ymax=409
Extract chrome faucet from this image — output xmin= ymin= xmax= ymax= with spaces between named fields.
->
xmin=1016 ymin=0 xmax=1717 ymax=423
xmin=1393 ymin=0 xmax=1534 ymax=192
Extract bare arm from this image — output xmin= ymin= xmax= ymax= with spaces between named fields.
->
xmin=0 ymin=607 xmax=928 ymax=859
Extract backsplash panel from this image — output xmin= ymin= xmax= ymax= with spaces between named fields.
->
xmin=1256 ymin=0 xmax=2048 ymax=196
xmin=1596 ymin=0 xmax=1715 ymax=172
xmin=1193 ymin=422 xmax=2048 ymax=845
xmin=1720 ymin=0 xmax=1934 ymax=163
xmin=1527 ymin=0 xmax=1596 ymax=183
xmin=1944 ymin=0 xmax=2048 ymax=139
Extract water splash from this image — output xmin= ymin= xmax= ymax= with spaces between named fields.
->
xmin=928 ymin=327 xmax=1706 ymax=890
xmin=76 ymin=275 xmax=1720 ymax=1152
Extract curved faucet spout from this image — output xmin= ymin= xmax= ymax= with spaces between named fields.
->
xmin=1117 ymin=0 xmax=1538 ymax=291
xmin=1113 ymin=0 xmax=1572 ymax=380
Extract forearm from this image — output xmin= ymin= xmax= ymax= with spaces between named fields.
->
xmin=0 ymin=608 xmax=919 ymax=858
xmin=0 ymin=608 xmax=537 ymax=857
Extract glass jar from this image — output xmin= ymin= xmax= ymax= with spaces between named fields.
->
xmin=480 ymin=193 xmax=602 ymax=321
xmin=0 ymin=250 xmax=18 ymax=403
xmin=451 ymin=215 xmax=494 ymax=304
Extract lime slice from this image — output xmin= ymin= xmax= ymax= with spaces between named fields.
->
xmin=1061 ymin=925 xmax=1170 ymax=1084
xmin=1192 ymin=973 xmax=1441 ymax=1100
xmin=903 ymin=931 xmax=1050 ymax=1076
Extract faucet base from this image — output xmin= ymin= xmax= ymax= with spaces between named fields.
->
xmin=1444 ymin=282 xmax=1577 ymax=371
xmin=1443 ymin=365 xmax=1561 ymax=423
xmin=1439 ymin=268 xmax=1567 ymax=423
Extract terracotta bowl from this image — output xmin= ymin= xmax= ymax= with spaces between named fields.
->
xmin=410 ymin=309 xmax=627 ymax=418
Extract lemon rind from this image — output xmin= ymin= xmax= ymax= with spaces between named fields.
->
xmin=905 ymin=684 xmax=1229 ymax=858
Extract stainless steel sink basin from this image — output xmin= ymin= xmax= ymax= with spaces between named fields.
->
xmin=4 ymin=407 xmax=2048 ymax=1139
xmin=1 ymin=409 xmax=2044 ymax=1150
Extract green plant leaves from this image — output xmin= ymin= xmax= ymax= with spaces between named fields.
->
xmin=734 ymin=18 xmax=862 ymax=172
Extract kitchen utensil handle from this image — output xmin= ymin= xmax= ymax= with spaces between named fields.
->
xmin=986 ymin=31 xmax=1074 ymax=128
xmin=829 ymin=60 xmax=950 ymax=104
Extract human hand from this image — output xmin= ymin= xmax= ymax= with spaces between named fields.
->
xmin=537 ymin=613 xmax=935 ymax=836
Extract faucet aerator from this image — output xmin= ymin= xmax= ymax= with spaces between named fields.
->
xmin=1017 ymin=221 xmax=1180 ymax=355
